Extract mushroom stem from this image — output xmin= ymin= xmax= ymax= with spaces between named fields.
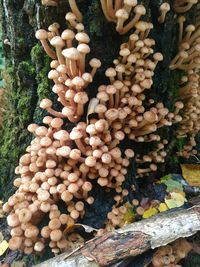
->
xmin=68 ymin=0 xmax=83 ymax=21
xmin=41 ymin=40 xmax=56 ymax=59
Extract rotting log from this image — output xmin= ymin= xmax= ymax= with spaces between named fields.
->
xmin=36 ymin=205 xmax=200 ymax=267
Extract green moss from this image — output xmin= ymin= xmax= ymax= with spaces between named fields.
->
xmin=0 ymin=58 xmax=37 ymax=198
xmin=31 ymin=44 xmax=51 ymax=100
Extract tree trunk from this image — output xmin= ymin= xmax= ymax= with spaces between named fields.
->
xmin=0 ymin=1 xmax=199 ymax=265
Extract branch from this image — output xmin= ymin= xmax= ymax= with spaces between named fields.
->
xmin=35 ymin=205 xmax=200 ymax=267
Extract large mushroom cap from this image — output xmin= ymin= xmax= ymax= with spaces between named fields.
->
xmin=116 ymin=9 xmax=129 ymax=20
xmin=50 ymin=36 xmax=65 ymax=48
xmin=75 ymin=32 xmax=90 ymax=43
xmin=61 ymin=29 xmax=75 ymax=40
xmin=62 ymin=47 xmax=80 ymax=60
xmin=40 ymin=99 xmax=53 ymax=109
xmin=69 ymin=129 xmax=83 ymax=140
xmin=74 ymin=92 xmax=89 ymax=104
xmin=35 ymin=29 xmax=48 ymax=40
xmin=77 ymin=43 xmax=91 ymax=54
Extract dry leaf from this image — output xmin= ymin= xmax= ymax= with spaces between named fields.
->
xmin=158 ymin=203 xmax=168 ymax=212
xmin=64 ymin=224 xmax=97 ymax=235
xmin=181 ymin=164 xmax=200 ymax=187
xmin=0 ymin=240 xmax=9 ymax=256
xmin=86 ymin=98 xmax=99 ymax=123
xmin=165 ymin=192 xmax=186 ymax=209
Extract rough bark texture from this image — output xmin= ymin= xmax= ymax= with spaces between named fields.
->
xmin=35 ymin=205 xmax=200 ymax=267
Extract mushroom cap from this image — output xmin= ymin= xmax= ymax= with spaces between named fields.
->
xmin=124 ymin=0 xmax=138 ymax=7
xmin=177 ymin=16 xmax=186 ymax=23
xmin=114 ymin=131 xmax=125 ymax=140
xmin=52 ymin=84 xmax=65 ymax=93
xmin=185 ymin=24 xmax=195 ymax=32
xmin=48 ymin=22 xmax=60 ymax=32
xmin=62 ymin=48 xmax=80 ymax=60
xmin=40 ymin=98 xmax=53 ymax=109
xmin=35 ymin=29 xmax=48 ymax=40
xmin=116 ymin=64 xmax=125 ymax=72
xmin=89 ymin=58 xmax=101 ymax=68
xmin=62 ymin=106 xmax=75 ymax=116
xmin=134 ymin=5 xmax=146 ymax=15
xmin=105 ymin=68 xmax=117 ymax=78
xmin=77 ymin=43 xmax=91 ymax=54
xmin=74 ymin=92 xmax=89 ymax=104
xmin=57 ymin=64 xmax=68 ymax=73
xmin=50 ymin=117 xmax=64 ymax=128
xmin=50 ymin=60 xmax=59 ymax=69
xmin=120 ymin=48 xmax=131 ymax=57
xmin=76 ymin=23 xmax=85 ymax=31
xmin=53 ymin=130 xmax=69 ymax=141
xmin=135 ymin=21 xmax=148 ymax=31
xmin=116 ymin=9 xmax=129 ymax=19
xmin=82 ymin=72 xmax=93 ymax=83
xmin=48 ymin=69 xmax=59 ymax=80
xmin=65 ymin=12 xmax=76 ymax=21
xmin=153 ymin=52 xmax=164 ymax=61
xmin=97 ymin=91 xmax=109 ymax=102
xmin=106 ymin=85 xmax=117 ymax=95
xmin=72 ymin=76 xmax=85 ymax=87
xmin=70 ymin=128 xmax=83 ymax=140
xmin=75 ymin=32 xmax=90 ymax=43
xmin=105 ymin=108 xmax=119 ymax=121
xmin=160 ymin=2 xmax=170 ymax=11
xmin=143 ymin=111 xmax=158 ymax=122
xmin=65 ymin=89 xmax=76 ymax=99
xmin=61 ymin=29 xmax=75 ymax=40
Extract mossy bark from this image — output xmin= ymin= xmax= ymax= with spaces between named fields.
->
xmin=0 ymin=1 xmax=197 ymax=196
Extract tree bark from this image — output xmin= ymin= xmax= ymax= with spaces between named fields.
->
xmin=0 ymin=0 xmax=183 ymax=197
xmin=35 ymin=205 xmax=200 ymax=267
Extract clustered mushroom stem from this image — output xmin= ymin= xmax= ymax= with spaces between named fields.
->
xmin=68 ymin=0 xmax=83 ymax=22
xmin=41 ymin=40 xmax=57 ymax=59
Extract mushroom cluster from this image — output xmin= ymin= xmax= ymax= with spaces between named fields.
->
xmin=150 ymin=238 xmax=192 ymax=267
xmin=36 ymin=14 xmax=101 ymax=123
xmin=170 ymin=19 xmax=200 ymax=157
xmin=41 ymin=0 xmax=83 ymax=22
xmin=100 ymin=0 xmax=147 ymax=34
xmin=4 ymin=10 xmax=185 ymax=255
xmin=174 ymin=0 xmax=198 ymax=13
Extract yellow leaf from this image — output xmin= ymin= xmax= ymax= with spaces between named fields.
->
xmin=181 ymin=164 xmax=200 ymax=187
xmin=158 ymin=203 xmax=169 ymax=212
xmin=0 ymin=240 xmax=9 ymax=256
xmin=142 ymin=207 xmax=158 ymax=219
xmin=165 ymin=192 xmax=187 ymax=209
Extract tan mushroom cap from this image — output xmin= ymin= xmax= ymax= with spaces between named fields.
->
xmin=75 ymin=32 xmax=90 ymax=43
xmin=62 ymin=47 xmax=80 ymax=60
xmin=74 ymin=92 xmax=89 ymax=104
xmin=35 ymin=29 xmax=48 ymax=40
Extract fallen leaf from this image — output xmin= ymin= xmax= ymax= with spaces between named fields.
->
xmin=0 ymin=240 xmax=9 ymax=256
xmin=160 ymin=174 xmax=183 ymax=192
xmin=123 ymin=208 xmax=135 ymax=223
xmin=181 ymin=164 xmax=200 ymax=187
xmin=142 ymin=207 xmax=158 ymax=219
xmin=64 ymin=224 xmax=97 ymax=234
xmin=165 ymin=192 xmax=187 ymax=209
xmin=158 ymin=203 xmax=168 ymax=212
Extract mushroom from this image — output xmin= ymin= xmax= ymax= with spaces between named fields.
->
xmin=158 ymin=3 xmax=170 ymax=23
xmin=35 ymin=30 xmax=56 ymax=59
